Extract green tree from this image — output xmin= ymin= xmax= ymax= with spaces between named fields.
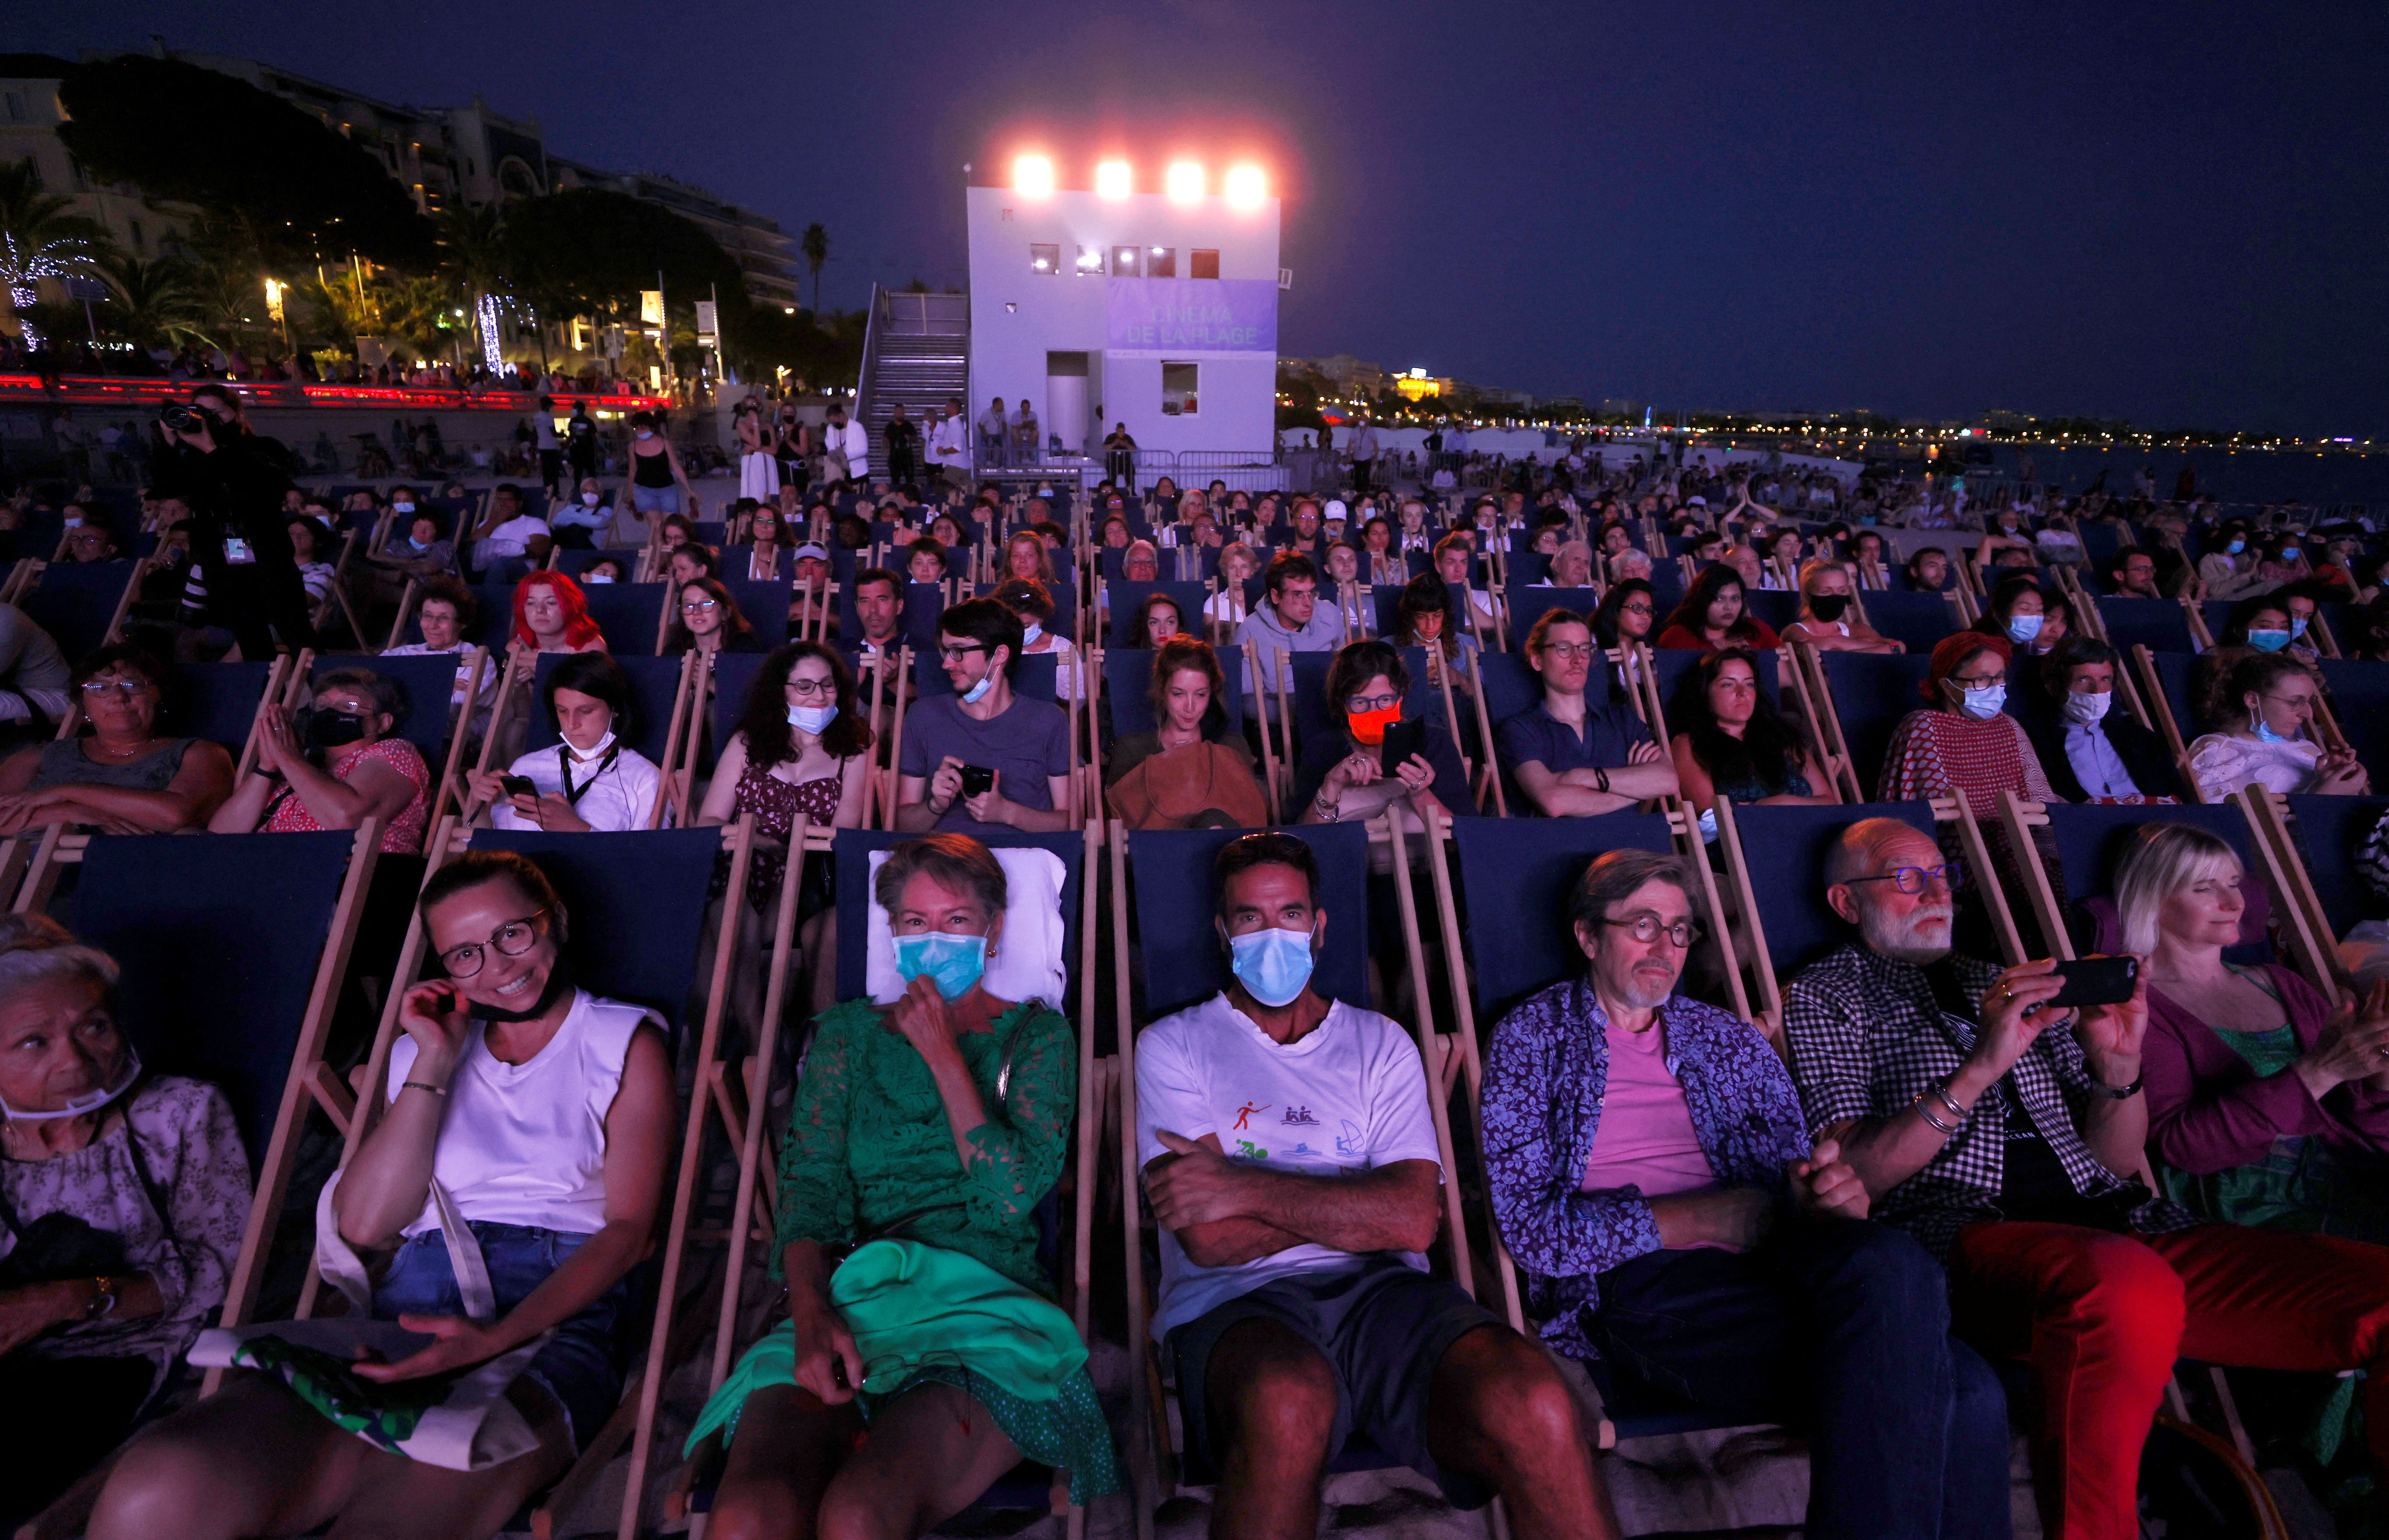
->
xmin=96 ymin=251 xmax=208 ymax=350
xmin=56 ymin=55 xmax=434 ymax=271
xmin=0 ymin=160 xmax=105 ymax=339
xmin=800 ymin=222 xmax=828 ymax=316
xmin=433 ymin=204 xmax=509 ymax=368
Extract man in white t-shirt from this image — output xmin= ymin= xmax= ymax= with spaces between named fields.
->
xmin=1136 ymin=834 xmax=1615 ymax=1539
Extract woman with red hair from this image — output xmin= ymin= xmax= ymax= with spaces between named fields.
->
xmin=509 ymin=571 xmax=607 ymax=666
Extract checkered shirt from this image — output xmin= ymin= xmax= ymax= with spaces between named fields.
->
xmin=1782 ymin=942 xmax=2200 ymax=1264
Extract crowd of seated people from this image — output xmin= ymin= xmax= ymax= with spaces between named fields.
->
xmin=20 ymin=423 xmax=2389 ymax=1536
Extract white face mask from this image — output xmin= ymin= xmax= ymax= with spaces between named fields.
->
xmin=584 ymin=572 xmax=614 ymax=584
xmin=1957 ymin=683 xmax=2007 ymax=720
xmin=2061 ymin=689 xmax=2112 ymax=726
xmin=566 ymin=727 xmax=617 ymax=760
xmin=393 ymin=501 xmax=415 ymax=514
xmin=581 ymin=492 xmax=600 ymax=506
xmin=787 ymin=702 xmax=838 ymax=736
xmin=0 ymin=1044 xmax=141 ymax=1121
xmin=1020 ymin=621 xmax=1043 ymax=646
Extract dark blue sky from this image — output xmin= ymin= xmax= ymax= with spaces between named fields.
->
xmin=27 ymin=1 xmax=2389 ymax=435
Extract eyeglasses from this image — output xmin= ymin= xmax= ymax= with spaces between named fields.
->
xmin=1951 ymin=673 xmax=2006 ymax=689
xmin=1540 ymin=642 xmax=1598 ymax=662
xmin=1346 ymin=692 xmax=1401 ymax=714
xmin=79 ymin=679 xmax=152 ymax=698
xmin=938 ymin=642 xmax=991 ymax=662
xmin=1620 ymin=601 xmax=1654 ymax=615
xmin=786 ymin=677 xmax=836 ymax=699
xmin=1845 ymin=862 xmax=1965 ymax=895
xmin=681 ymin=598 xmax=719 ymax=614
xmin=1603 ymin=914 xmax=1705 ymax=948
xmin=438 ymin=910 xmax=550 ymax=978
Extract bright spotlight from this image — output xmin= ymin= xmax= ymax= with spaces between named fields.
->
xmin=1095 ymin=160 xmax=1131 ymax=199
xmin=1166 ymin=162 xmax=1204 ymax=202
xmin=1013 ymin=155 xmax=1054 ymax=195
xmin=1225 ymin=165 xmax=1266 ymax=208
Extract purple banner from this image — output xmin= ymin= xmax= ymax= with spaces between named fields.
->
xmin=1106 ymin=278 xmax=1278 ymax=356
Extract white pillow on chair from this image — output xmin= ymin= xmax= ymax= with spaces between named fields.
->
xmin=863 ymin=845 xmax=1070 ymax=1007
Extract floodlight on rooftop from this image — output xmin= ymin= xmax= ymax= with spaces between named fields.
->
xmin=1095 ymin=160 xmax=1131 ymax=199
xmin=1225 ymin=165 xmax=1266 ymax=209
xmin=1166 ymin=162 xmax=1204 ymax=202
xmin=1014 ymin=155 xmax=1054 ymax=195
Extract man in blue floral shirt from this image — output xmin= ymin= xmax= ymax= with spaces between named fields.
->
xmin=1483 ymin=848 xmax=2011 ymax=1540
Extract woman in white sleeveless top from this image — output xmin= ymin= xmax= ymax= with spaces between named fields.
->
xmin=88 ymin=852 xmax=675 ymax=1540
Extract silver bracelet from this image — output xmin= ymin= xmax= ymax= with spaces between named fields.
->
xmin=1929 ymin=1080 xmax=1970 ymax=1123
xmin=1913 ymin=1088 xmax=1961 ymax=1136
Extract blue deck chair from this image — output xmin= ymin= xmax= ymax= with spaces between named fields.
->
xmin=1722 ymin=800 xmax=1941 ymax=1021
xmin=1450 ymin=813 xmax=1676 ymax=1025
xmin=174 ymin=660 xmax=274 ymax=753
xmin=2317 ymin=659 xmax=2389 ymax=772
xmin=2282 ymin=793 xmax=2389 ymax=939
xmin=1817 ymin=652 xmax=1935 ymax=796
xmin=553 ymin=547 xmax=630 ymax=579
xmin=584 ymin=581 xmax=672 ymax=654
xmin=22 ymin=561 xmax=135 ymax=659
xmin=2036 ymin=800 xmax=2265 ymax=964
xmin=1505 ymin=587 xmax=1599 ymax=650
xmin=2078 ymin=523 xmax=2128 ymax=569
xmin=697 ymin=650 xmax=772 ymax=775
xmin=1106 ymin=580 xmax=1211 ymax=647
xmin=2097 ymin=597 xmax=2196 ymax=657
xmin=1742 ymin=587 xmax=1802 ymax=635
xmin=899 ymin=582 xmax=948 ymax=650
xmin=1100 ymin=647 xmax=1243 ymax=740
xmin=68 ymin=828 xmax=380 ymax=1342
xmin=721 ymin=577 xmax=793 ymax=647
xmin=2134 ymin=649 xmax=2203 ymax=767
xmin=1476 ymin=651 xmax=1542 ymax=737
xmin=466 ymin=579 xmax=520 ymax=650
xmin=1650 ymin=647 xmax=1778 ymax=727
xmin=1860 ymin=590 xmax=1963 ymax=652
xmin=1645 ymin=563 xmax=1687 ymax=608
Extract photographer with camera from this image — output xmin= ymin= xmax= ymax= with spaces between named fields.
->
xmin=208 ymin=667 xmax=428 ymax=853
xmin=149 ymin=387 xmax=315 ymax=659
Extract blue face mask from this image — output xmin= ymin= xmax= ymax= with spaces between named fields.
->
xmin=2005 ymin=614 xmax=2044 ymax=644
xmin=1229 ymin=926 xmax=1316 ymax=1008
xmin=2247 ymin=629 xmax=2290 ymax=653
xmin=960 ymin=671 xmax=996 ymax=705
xmin=2290 ymin=615 xmax=2309 ymax=640
xmin=2250 ymin=707 xmax=2295 ymax=745
xmin=2226 ymin=539 xmax=2246 ymax=555
xmin=891 ymin=931 xmax=988 ymax=1001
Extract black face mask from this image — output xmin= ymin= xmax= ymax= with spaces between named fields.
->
xmin=1809 ymin=594 xmax=1850 ymax=623
xmin=469 ymin=957 xmax=574 ymax=1024
xmin=304 ymin=709 xmax=368 ymax=749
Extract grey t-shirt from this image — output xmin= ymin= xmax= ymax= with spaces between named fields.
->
xmin=899 ymin=692 xmax=1071 ymax=830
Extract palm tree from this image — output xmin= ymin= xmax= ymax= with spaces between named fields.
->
xmin=434 ymin=204 xmax=508 ymax=368
xmin=97 ymin=251 xmax=209 ymax=351
xmin=800 ymin=222 xmax=828 ymax=317
xmin=0 ymin=160 xmax=105 ymax=344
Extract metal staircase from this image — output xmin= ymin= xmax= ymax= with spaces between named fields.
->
xmin=855 ymin=285 xmax=968 ymax=480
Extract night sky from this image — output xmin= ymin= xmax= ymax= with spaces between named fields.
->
xmin=22 ymin=1 xmax=2388 ymax=436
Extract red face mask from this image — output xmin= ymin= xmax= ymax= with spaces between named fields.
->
xmin=1348 ymin=704 xmax=1401 ymax=745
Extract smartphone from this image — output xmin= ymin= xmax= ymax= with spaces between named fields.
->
xmin=958 ymin=764 xmax=997 ymax=799
xmin=1377 ymin=718 xmax=1426 ymax=773
xmin=2045 ymin=956 xmax=2139 ymax=1009
xmin=499 ymin=774 xmax=538 ymax=800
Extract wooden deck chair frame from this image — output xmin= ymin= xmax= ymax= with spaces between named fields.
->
xmin=1773 ymin=641 xmax=1849 ymax=802
xmin=1790 ymin=638 xmax=1870 ymax=803
xmin=2240 ymin=788 xmax=2359 ymax=994
xmin=1106 ymin=816 xmax=1498 ymax=1540
xmin=305 ymin=814 xmax=759 ymax=1540
xmin=2126 ymin=642 xmax=2205 ymax=799
xmin=2057 ymin=578 xmax=2160 ymax=731
xmin=1238 ymin=638 xmax=1288 ymax=817
xmin=311 ymin=525 xmax=374 ymax=646
xmin=18 ymin=554 xmax=151 ymax=653
xmin=1461 ymin=645 xmax=1507 ymax=817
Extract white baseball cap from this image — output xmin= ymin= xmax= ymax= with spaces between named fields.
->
xmin=1324 ymin=499 xmax=1349 ymax=521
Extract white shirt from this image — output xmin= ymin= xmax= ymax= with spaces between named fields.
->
xmin=490 ymin=740 xmax=664 ymax=833
xmin=1135 ymin=993 xmax=1443 ymax=1339
xmin=550 ymin=497 xmax=611 ymax=533
xmin=387 ymin=990 xmax=657 ymax=1235
xmin=928 ymin=414 xmax=970 ymax=465
xmin=479 ymin=513 xmax=551 ymax=563
xmin=824 ymin=419 xmax=870 ymax=477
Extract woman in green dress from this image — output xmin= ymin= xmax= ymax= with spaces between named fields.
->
xmin=696 ymin=833 xmax=1118 ymax=1540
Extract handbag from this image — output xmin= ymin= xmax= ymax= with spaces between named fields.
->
xmin=186 ymin=1173 xmax=549 ymax=1471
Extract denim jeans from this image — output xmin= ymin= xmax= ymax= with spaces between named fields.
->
xmin=631 ymin=483 xmax=682 ymax=517
xmin=1592 ymin=1215 xmax=2010 ymax=1540
xmin=373 ymin=1221 xmax=629 ymax=1453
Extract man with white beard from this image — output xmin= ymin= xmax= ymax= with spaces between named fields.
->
xmin=1481 ymin=848 xmax=2012 ymax=1540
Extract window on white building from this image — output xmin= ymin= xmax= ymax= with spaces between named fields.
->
xmin=1029 ymin=243 xmax=1058 ymax=274
xmin=1074 ymin=245 xmax=1102 ymax=275
xmin=1190 ymin=250 xmax=1220 ymax=280
xmin=1110 ymin=246 xmax=1141 ymax=277
xmin=1162 ymin=362 xmax=1199 ymax=416
xmin=1148 ymin=247 xmax=1176 ymax=278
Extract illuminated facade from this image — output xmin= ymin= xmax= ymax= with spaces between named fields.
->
xmin=965 ymin=160 xmax=1281 ymax=458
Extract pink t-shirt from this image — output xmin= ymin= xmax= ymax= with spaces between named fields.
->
xmin=1580 ymin=1021 xmax=1718 ymax=1199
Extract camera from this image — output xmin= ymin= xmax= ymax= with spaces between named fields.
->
xmin=157 ymin=402 xmax=209 ymax=435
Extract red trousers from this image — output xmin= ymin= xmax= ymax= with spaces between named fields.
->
xmin=1950 ymin=1220 xmax=2389 ymax=1540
